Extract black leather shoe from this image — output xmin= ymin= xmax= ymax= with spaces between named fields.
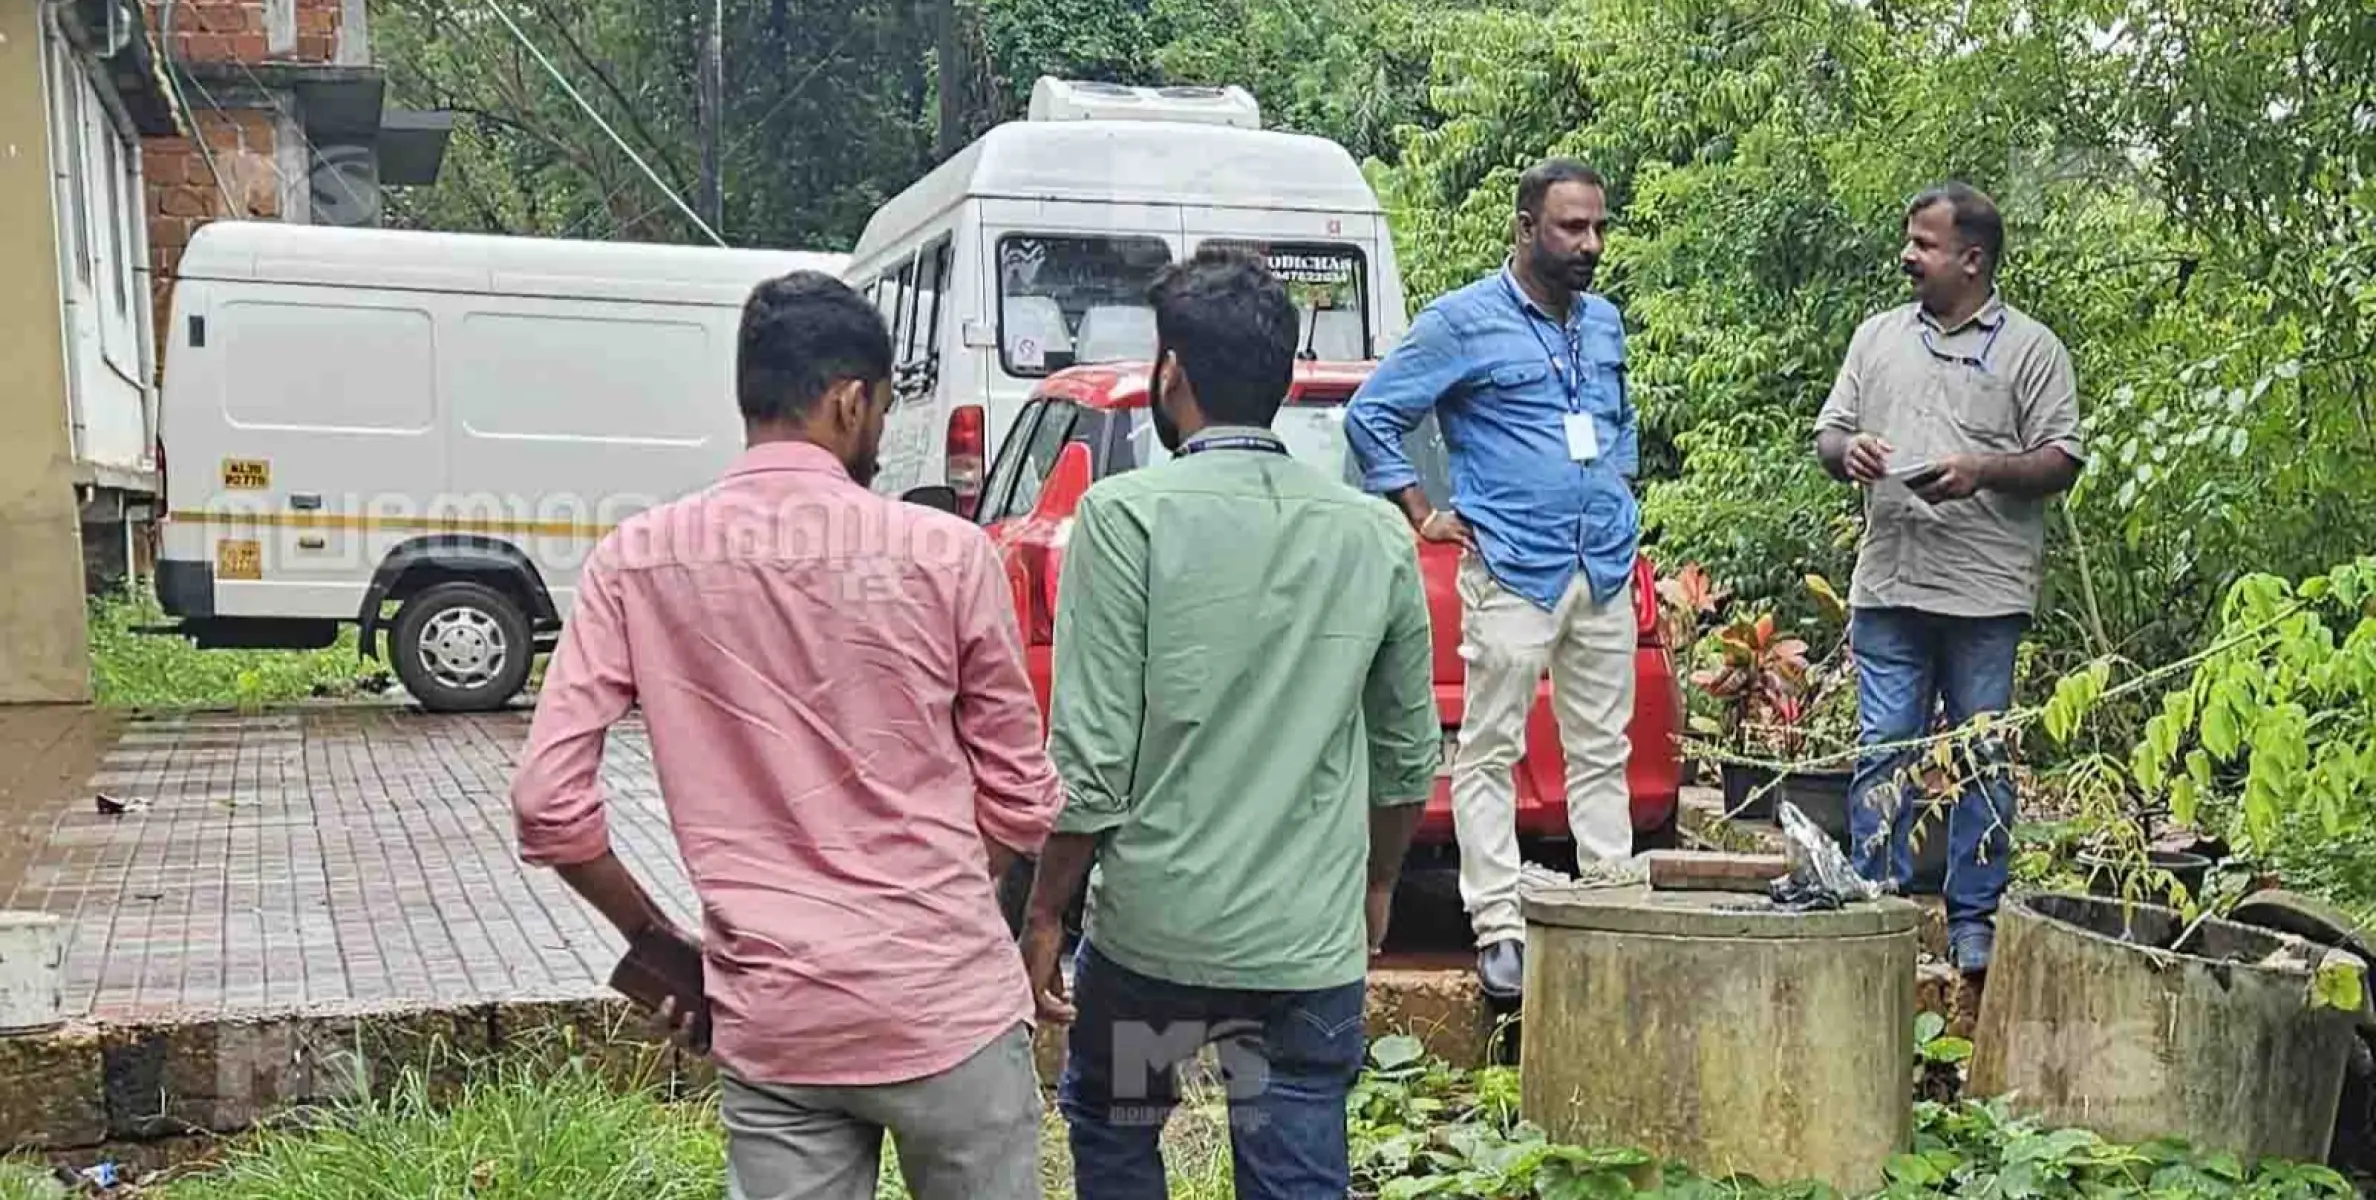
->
xmin=1477 ymin=940 xmax=1524 ymax=1001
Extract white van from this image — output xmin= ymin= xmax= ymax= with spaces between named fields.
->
xmin=846 ymin=77 xmax=1409 ymax=514
xmin=150 ymin=221 xmax=846 ymax=711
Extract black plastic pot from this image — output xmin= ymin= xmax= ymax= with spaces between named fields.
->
xmin=2079 ymin=849 xmax=2214 ymax=904
xmin=1719 ymin=761 xmax=1777 ymax=820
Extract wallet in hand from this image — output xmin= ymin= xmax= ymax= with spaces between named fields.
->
xmin=607 ymin=925 xmax=713 ymax=1055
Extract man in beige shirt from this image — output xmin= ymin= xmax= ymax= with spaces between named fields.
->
xmin=1814 ymin=182 xmax=2084 ymax=975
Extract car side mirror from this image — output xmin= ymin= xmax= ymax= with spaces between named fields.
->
xmin=901 ymin=485 xmax=960 ymax=514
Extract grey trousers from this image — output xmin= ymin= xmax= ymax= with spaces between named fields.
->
xmin=721 ymin=1022 xmax=1042 ymax=1200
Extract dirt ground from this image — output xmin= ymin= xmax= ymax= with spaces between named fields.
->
xmin=0 ymin=705 xmax=121 ymax=907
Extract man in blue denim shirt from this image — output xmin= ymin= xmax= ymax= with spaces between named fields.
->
xmin=1346 ymin=159 xmax=1642 ymax=999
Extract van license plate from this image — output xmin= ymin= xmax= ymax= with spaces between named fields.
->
xmin=216 ymin=539 xmax=262 ymax=581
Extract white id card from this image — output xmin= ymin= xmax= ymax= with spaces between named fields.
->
xmin=1564 ymin=412 xmax=1600 ymax=463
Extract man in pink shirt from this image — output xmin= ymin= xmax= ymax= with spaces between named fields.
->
xmin=510 ymin=271 xmax=1064 ymax=1200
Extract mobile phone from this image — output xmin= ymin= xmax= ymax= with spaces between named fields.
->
xmin=609 ymin=925 xmax=713 ymax=1054
xmin=1902 ymin=465 xmax=1946 ymax=490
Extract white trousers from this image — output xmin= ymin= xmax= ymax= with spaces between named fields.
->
xmin=1451 ymin=553 xmax=1637 ymax=946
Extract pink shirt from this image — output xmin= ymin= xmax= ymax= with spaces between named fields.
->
xmin=510 ymin=441 xmax=1063 ymax=1087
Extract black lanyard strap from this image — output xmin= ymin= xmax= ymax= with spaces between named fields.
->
xmin=1176 ymin=435 xmax=1291 ymax=458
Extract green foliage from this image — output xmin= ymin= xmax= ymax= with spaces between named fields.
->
xmin=2125 ymin=559 xmax=2376 ymax=910
xmin=1914 ymin=1011 xmax=1972 ymax=1069
xmin=1349 ymin=1037 xmax=2351 ymax=1198
xmin=86 ymin=587 xmax=386 ymax=711
xmin=0 ymin=1158 xmax=65 ymax=1200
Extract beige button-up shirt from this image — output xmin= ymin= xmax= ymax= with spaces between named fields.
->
xmin=1815 ymin=295 xmax=2085 ymax=619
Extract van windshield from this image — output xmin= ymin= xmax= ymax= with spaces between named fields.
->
xmin=1200 ymin=241 xmax=1371 ymax=361
xmin=998 ymin=234 xmax=1172 ymax=377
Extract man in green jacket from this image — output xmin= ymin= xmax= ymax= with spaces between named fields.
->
xmin=1021 ymin=245 xmax=1441 ymax=1199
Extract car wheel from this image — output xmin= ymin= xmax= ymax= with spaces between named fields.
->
xmin=390 ymin=581 xmax=535 ymax=713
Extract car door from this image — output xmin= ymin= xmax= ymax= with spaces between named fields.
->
xmin=975 ymin=397 xmax=1091 ymax=720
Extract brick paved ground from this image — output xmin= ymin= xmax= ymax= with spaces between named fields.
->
xmin=1 ymin=707 xmax=697 ymax=1022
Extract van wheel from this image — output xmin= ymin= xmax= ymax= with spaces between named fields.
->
xmin=390 ymin=582 xmax=534 ymax=713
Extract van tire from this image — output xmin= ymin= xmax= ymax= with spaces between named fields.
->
xmin=389 ymin=582 xmax=535 ymax=713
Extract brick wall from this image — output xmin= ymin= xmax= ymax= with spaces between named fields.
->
xmin=139 ymin=0 xmax=354 ymax=365
xmin=142 ymin=110 xmax=282 ymax=363
xmin=146 ymin=0 xmax=343 ymax=64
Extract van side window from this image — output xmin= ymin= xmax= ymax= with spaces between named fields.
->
xmin=905 ymin=239 xmax=949 ymax=369
xmin=996 ymin=235 xmax=1171 ymax=378
xmin=888 ymin=252 xmax=920 ymax=360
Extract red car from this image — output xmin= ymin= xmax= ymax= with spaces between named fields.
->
xmin=961 ymin=360 xmax=1683 ymax=896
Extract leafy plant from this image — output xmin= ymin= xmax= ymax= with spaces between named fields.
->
xmin=2035 ymin=558 xmax=2376 ymax=919
xmin=1656 ymin=562 xmax=1730 ymax=660
xmin=87 ymin=585 xmax=389 ymax=710
xmin=1689 ymin=610 xmax=1812 ymax=757
xmin=1686 ymin=575 xmax=1860 ymax=768
xmin=1346 ymin=1035 xmax=2353 ymax=1199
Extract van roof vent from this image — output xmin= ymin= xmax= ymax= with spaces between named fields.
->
xmin=1026 ymin=77 xmax=1261 ymax=129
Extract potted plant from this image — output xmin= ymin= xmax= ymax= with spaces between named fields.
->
xmin=1686 ymin=610 xmax=1811 ymax=819
xmin=1656 ymin=563 xmax=1729 ymax=784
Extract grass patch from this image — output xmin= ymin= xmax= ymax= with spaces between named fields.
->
xmin=86 ymin=585 xmax=389 ymax=711
xmin=110 ymin=1054 xmax=1233 ymax=1200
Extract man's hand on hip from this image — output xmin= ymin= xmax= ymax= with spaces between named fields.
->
xmin=1418 ymin=509 xmax=1478 ymax=552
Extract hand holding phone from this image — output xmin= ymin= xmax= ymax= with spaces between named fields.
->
xmin=1897 ymin=462 xmax=1946 ymax=490
xmin=609 ymin=923 xmax=712 ymax=1055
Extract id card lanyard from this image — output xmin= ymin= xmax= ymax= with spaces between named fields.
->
xmin=1502 ymin=273 xmax=1600 ymax=463
xmin=1175 ymin=434 xmax=1290 ymax=459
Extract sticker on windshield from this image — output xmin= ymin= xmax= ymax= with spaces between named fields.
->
xmin=1013 ymin=336 xmax=1045 ymax=372
xmin=1265 ymin=253 xmax=1356 ymax=287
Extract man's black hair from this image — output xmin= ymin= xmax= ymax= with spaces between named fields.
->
xmin=736 ymin=271 xmax=893 ymax=423
xmin=1908 ymin=181 xmax=2005 ymax=275
xmin=1517 ymin=157 xmax=1608 ymax=220
xmin=1147 ymin=245 xmax=1298 ymax=428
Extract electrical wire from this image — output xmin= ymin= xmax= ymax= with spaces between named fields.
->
xmin=476 ymin=0 xmax=726 ymax=247
xmin=157 ymin=0 xmax=242 ymax=215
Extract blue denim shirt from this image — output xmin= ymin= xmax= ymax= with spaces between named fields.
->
xmin=1346 ymin=268 xmax=1641 ymax=611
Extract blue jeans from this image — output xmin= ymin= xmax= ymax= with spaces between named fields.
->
xmin=1057 ymin=941 xmax=1368 ymax=1200
xmin=1847 ymin=607 xmax=2025 ymax=934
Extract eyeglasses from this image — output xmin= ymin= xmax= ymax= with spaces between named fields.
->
xmin=1920 ymin=321 xmax=2005 ymax=374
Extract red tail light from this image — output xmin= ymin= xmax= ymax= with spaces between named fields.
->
xmin=1633 ymin=556 xmax=1661 ymax=645
xmin=946 ymin=405 xmax=985 ymax=519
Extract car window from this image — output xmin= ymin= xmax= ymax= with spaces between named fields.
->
xmin=975 ymin=401 xmax=1043 ymax=525
xmin=1109 ymin=404 xmax=1453 ymax=509
xmin=988 ymin=402 xmax=1083 ymax=524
